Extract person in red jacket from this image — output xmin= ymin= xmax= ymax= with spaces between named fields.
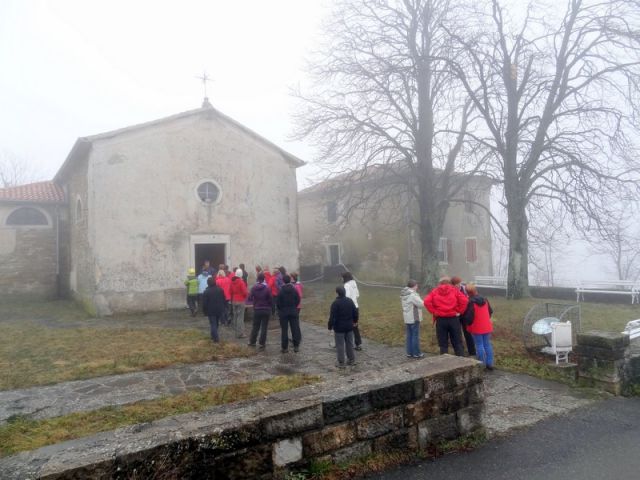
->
xmin=230 ymin=268 xmax=249 ymax=338
xmin=461 ymin=283 xmax=494 ymax=370
xmin=424 ymin=276 xmax=469 ymax=356
xmin=215 ymin=270 xmax=232 ymax=325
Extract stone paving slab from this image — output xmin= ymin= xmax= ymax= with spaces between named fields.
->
xmin=482 ymin=370 xmax=604 ymax=437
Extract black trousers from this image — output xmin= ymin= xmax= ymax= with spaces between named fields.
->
xmin=186 ymin=294 xmax=197 ymax=315
xmin=249 ymin=309 xmax=270 ymax=346
xmin=353 ymin=307 xmax=361 ymax=346
xmin=461 ymin=320 xmax=476 ymax=356
xmin=279 ymin=311 xmax=302 ymax=350
xmin=436 ymin=316 xmax=464 ymax=356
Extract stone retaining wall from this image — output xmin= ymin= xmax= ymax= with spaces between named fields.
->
xmin=575 ymin=330 xmax=640 ymax=395
xmin=0 ymin=356 xmax=485 ymax=480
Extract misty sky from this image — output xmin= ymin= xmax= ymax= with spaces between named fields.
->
xmin=0 ymin=0 xmax=623 ymax=284
xmin=0 ymin=0 xmax=326 ymax=186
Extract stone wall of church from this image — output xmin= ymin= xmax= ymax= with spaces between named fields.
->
xmin=59 ymin=155 xmax=97 ymax=312
xmin=75 ymin=110 xmax=300 ymax=315
xmin=0 ymin=203 xmax=60 ymax=298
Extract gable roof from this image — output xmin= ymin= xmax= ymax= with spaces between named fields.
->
xmin=298 ymin=164 xmax=495 ymax=198
xmin=0 ymin=181 xmax=66 ymax=204
xmin=55 ymin=104 xmax=305 ymax=182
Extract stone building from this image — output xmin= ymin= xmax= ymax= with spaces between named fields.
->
xmin=0 ymin=103 xmax=304 ymax=314
xmin=0 ymin=182 xmax=66 ymax=298
xmin=298 ymin=173 xmax=493 ymax=284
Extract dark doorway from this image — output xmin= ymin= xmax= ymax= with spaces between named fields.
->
xmin=195 ymin=243 xmax=226 ymax=273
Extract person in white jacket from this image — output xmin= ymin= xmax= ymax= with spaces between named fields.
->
xmin=342 ymin=272 xmax=362 ymax=350
xmin=400 ymin=279 xmax=426 ymax=358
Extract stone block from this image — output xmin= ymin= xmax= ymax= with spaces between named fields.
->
xmin=331 ymin=441 xmax=372 ymax=464
xmin=577 ymin=356 xmax=625 ymax=382
xmin=261 ymin=404 xmax=323 ymax=439
xmin=369 ymin=379 xmax=420 ymax=410
xmin=404 ymin=398 xmax=437 ymax=426
xmin=371 ymin=426 xmax=417 ymax=452
xmin=418 ymin=413 xmax=459 ymax=445
xmin=435 ymin=383 xmax=485 ymax=415
xmin=574 ymin=344 xmax=627 ymax=360
xmin=273 ymin=437 xmax=303 ymax=467
xmin=356 ymin=407 xmax=404 ymax=439
xmin=456 ymin=404 xmax=485 ymax=435
xmin=302 ymin=422 xmax=357 ymax=456
xmin=577 ymin=331 xmax=629 ymax=350
xmin=323 ymin=392 xmax=373 ymax=424
xmin=423 ymin=364 xmax=483 ymax=399
xmin=577 ymin=376 xmax=622 ymax=396
xmin=213 ymin=444 xmax=273 ymax=480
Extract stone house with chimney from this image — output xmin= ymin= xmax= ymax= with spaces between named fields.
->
xmin=0 ymin=103 xmax=304 ymax=315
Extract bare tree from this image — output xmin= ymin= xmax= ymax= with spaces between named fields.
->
xmin=0 ymin=149 xmax=40 ymax=188
xmin=588 ymin=202 xmax=640 ymax=281
xmin=528 ymin=201 xmax=570 ymax=287
xmin=293 ymin=0 xmax=487 ymax=289
xmin=447 ymin=0 xmax=640 ymax=298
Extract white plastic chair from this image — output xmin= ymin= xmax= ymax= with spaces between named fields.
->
xmin=550 ymin=321 xmax=572 ymax=364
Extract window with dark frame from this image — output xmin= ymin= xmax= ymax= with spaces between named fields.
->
xmin=197 ymin=182 xmax=220 ymax=204
xmin=327 ymin=201 xmax=337 ymax=223
xmin=438 ymin=237 xmax=452 ymax=264
xmin=6 ymin=207 xmax=48 ymax=226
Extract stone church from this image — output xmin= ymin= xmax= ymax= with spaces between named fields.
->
xmin=0 ymin=102 xmax=304 ymax=315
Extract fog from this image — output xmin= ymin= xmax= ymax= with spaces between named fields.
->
xmin=0 ymin=0 xmax=635 ymax=285
xmin=0 ymin=0 xmax=327 ymax=186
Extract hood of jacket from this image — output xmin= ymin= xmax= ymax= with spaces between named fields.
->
xmin=469 ymin=295 xmax=487 ymax=306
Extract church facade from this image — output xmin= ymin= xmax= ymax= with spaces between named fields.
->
xmin=0 ymin=104 xmax=304 ymax=315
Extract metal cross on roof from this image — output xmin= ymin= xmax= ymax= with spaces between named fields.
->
xmin=196 ymin=71 xmax=213 ymax=99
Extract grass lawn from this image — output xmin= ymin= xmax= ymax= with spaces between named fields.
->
xmin=0 ymin=374 xmax=320 ymax=458
xmin=303 ymin=283 xmax=639 ymax=382
xmin=0 ymin=299 xmax=253 ymax=391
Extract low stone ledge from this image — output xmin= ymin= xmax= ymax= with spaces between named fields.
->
xmin=577 ymin=331 xmax=629 ymax=350
xmin=0 ymin=356 xmax=483 ymax=480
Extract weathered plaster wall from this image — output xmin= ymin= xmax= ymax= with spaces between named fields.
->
xmin=84 ymin=110 xmax=299 ymax=314
xmin=59 ymin=155 xmax=96 ymax=312
xmin=0 ymin=204 xmax=60 ymax=298
xmin=298 ymin=179 xmax=493 ymax=284
xmin=0 ymin=356 xmax=485 ymax=480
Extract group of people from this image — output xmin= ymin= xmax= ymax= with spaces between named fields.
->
xmin=186 ymin=262 xmax=304 ymax=353
xmin=187 ymin=262 xmax=494 ymax=371
xmin=401 ymin=275 xmax=494 ymax=370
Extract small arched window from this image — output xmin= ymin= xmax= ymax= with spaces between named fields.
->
xmin=76 ymin=198 xmax=83 ymax=223
xmin=6 ymin=207 xmax=48 ymax=226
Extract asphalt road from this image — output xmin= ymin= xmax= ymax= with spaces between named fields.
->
xmin=371 ymin=396 xmax=640 ymax=480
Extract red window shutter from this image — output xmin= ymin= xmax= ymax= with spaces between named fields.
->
xmin=446 ymin=239 xmax=453 ymax=264
xmin=466 ymin=238 xmax=477 ymax=262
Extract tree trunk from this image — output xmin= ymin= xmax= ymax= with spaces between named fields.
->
xmin=419 ymin=213 xmax=441 ymax=292
xmin=506 ymin=200 xmax=530 ymax=299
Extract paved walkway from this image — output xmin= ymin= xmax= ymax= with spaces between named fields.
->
xmin=0 ymin=318 xmax=604 ymax=438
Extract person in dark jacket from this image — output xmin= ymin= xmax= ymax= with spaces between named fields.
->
xmin=247 ymin=273 xmax=272 ymax=349
xmin=201 ymin=277 xmax=226 ymax=343
xmin=452 ymin=275 xmax=476 ymax=356
xmin=328 ymin=286 xmax=358 ymax=368
xmin=276 ymin=274 xmax=301 ymax=353
xmin=424 ymin=276 xmax=469 ymax=356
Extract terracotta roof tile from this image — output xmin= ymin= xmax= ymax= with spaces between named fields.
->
xmin=0 ymin=181 xmax=65 ymax=204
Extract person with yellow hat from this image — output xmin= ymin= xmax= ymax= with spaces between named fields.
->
xmin=184 ymin=267 xmax=199 ymax=316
